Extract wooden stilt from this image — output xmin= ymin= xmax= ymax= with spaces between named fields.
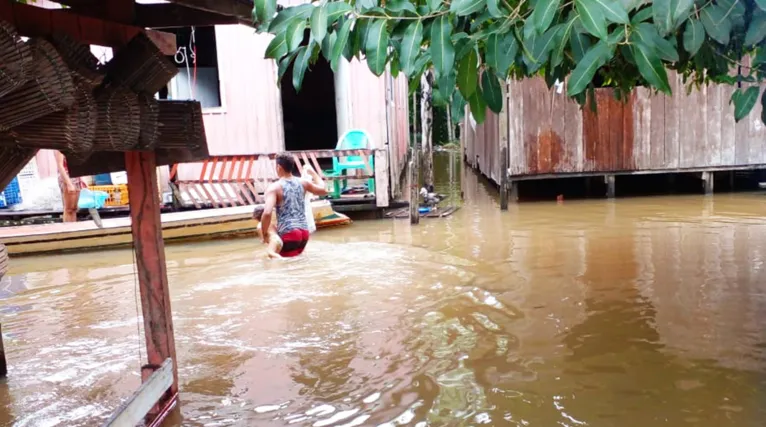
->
xmin=605 ymin=175 xmax=616 ymax=199
xmin=729 ymin=171 xmax=735 ymax=190
xmin=0 ymin=324 xmax=6 ymax=378
xmin=510 ymin=180 xmax=519 ymax=203
xmin=500 ymin=147 xmax=509 ymax=210
xmin=420 ymin=71 xmax=434 ymax=190
xmin=409 ymin=148 xmax=420 ymax=225
xmin=125 ymin=151 xmax=178 ymax=423
xmin=667 ymin=174 xmax=676 ymax=193
xmin=702 ymin=171 xmax=714 ymax=195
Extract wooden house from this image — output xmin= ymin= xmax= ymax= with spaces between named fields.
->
xmin=463 ymin=72 xmax=766 ymax=201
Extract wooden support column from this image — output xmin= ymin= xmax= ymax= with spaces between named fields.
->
xmin=409 ymin=147 xmax=420 ymax=225
xmin=125 ymin=151 xmax=178 ymax=422
xmin=0 ymin=324 xmax=6 ymax=378
xmin=667 ymin=174 xmax=676 ymax=194
xmin=729 ymin=171 xmax=735 ymax=190
xmin=499 ymin=79 xmax=510 ymax=210
xmin=702 ymin=171 xmax=714 ymax=195
xmin=605 ymin=175 xmax=616 ymax=199
xmin=509 ymin=180 xmax=519 ymax=203
xmin=420 ymin=71 xmax=434 ymax=190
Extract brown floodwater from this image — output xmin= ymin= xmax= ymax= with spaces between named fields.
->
xmin=2 ymin=153 xmax=766 ymax=426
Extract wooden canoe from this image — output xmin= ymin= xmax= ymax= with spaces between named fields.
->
xmin=0 ymin=200 xmax=351 ymax=256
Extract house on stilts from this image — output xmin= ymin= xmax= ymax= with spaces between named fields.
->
xmin=462 ymin=72 xmax=766 ymax=203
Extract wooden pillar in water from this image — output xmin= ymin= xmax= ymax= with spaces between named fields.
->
xmin=702 ymin=171 xmax=714 ymax=195
xmin=410 ymin=147 xmax=420 ymax=225
xmin=605 ymin=175 xmax=616 ymax=199
xmin=125 ymin=151 xmax=178 ymax=420
xmin=0 ymin=324 xmax=6 ymax=378
xmin=499 ymin=79 xmax=510 ymax=210
xmin=420 ymin=71 xmax=434 ymax=190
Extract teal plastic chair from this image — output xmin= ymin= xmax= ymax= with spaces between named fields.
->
xmin=329 ymin=130 xmax=375 ymax=198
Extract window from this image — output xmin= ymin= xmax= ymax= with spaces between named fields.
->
xmin=166 ymin=26 xmax=222 ymax=109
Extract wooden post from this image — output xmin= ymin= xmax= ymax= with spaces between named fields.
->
xmin=702 ymin=171 xmax=714 ymax=195
xmin=0 ymin=324 xmax=6 ymax=378
xmin=420 ymin=71 xmax=434 ymax=190
xmin=374 ymin=150 xmax=389 ymax=208
xmin=510 ymin=180 xmax=519 ymax=203
xmin=125 ymin=151 xmax=178 ymax=421
xmin=667 ymin=174 xmax=676 ymax=193
xmin=409 ymin=148 xmax=420 ymax=225
xmin=499 ymin=79 xmax=510 ymax=210
xmin=730 ymin=171 xmax=735 ymax=190
xmin=605 ymin=175 xmax=616 ymax=199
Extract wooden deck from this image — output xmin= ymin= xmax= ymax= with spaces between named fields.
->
xmin=0 ymin=201 xmax=349 ymax=256
xmin=385 ymin=206 xmax=460 ymax=219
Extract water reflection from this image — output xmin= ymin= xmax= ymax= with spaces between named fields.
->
xmin=2 ymin=153 xmax=766 ymax=426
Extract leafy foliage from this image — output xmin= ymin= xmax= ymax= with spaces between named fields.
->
xmin=254 ymin=0 xmax=766 ymax=125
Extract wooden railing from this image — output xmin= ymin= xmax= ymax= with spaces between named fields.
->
xmin=169 ymin=149 xmax=389 ymax=208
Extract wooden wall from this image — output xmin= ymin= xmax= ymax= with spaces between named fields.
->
xmin=463 ymin=73 xmax=766 ymax=185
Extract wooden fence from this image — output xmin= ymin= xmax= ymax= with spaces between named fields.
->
xmin=169 ymin=149 xmax=389 ymax=208
xmin=464 ymin=72 xmax=766 ymax=183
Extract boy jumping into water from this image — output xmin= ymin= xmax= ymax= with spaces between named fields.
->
xmin=253 ymin=206 xmax=283 ymax=258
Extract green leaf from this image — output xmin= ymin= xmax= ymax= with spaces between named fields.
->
xmin=672 ymin=0 xmax=694 ymax=24
xmin=683 ymin=19 xmax=705 ymax=57
xmin=265 ymin=32 xmax=288 ymax=59
xmin=450 ymin=0 xmax=486 ymax=17
xmin=390 ymin=54 xmax=401 ymax=78
xmin=286 ymin=20 xmax=307 ymax=52
xmin=326 ymin=2 xmax=353 ymax=22
xmin=440 ymin=72 xmax=456 ymax=99
xmin=428 ymin=0 xmax=444 ymax=12
xmin=632 ymin=23 xmax=679 ymax=62
xmin=652 ymin=0 xmax=672 ymax=35
xmin=457 ymin=48 xmax=478 ymax=99
xmin=430 ymin=15 xmax=455 ymax=79
xmin=632 ymin=41 xmax=670 ymax=94
xmin=451 ymin=90 xmax=466 ymax=124
xmin=486 ymin=0 xmax=504 ymax=18
xmin=528 ymin=26 xmax=560 ymax=72
xmin=607 ymin=26 xmax=625 ymax=46
xmin=622 ymin=0 xmax=643 ymax=13
xmin=758 ymin=0 xmax=766 ymax=12
xmin=575 ymin=0 xmax=608 ymax=39
xmin=593 ymin=0 xmax=629 ymax=24
xmin=254 ymin=0 xmax=277 ymax=26
xmin=386 ymin=0 xmax=418 ymax=15
xmin=351 ymin=18 xmax=369 ymax=58
xmin=321 ymin=31 xmax=336 ymax=61
xmin=433 ymin=86 xmax=448 ymax=106
xmin=731 ymin=86 xmax=760 ymax=122
xmin=570 ymin=31 xmax=592 ymax=62
xmin=631 ymin=7 xmax=652 ymax=25
xmin=357 ymin=0 xmax=377 ymax=10
xmin=454 ymin=37 xmax=475 ymax=60
xmin=551 ymin=18 xmax=576 ymax=67
xmin=700 ymin=5 xmax=732 ymax=45
xmin=468 ymin=89 xmax=487 ymax=123
xmin=292 ymin=46 xmax=310 ymax=91
xmin=277 ymin=50 xmax=298 ymax=84
xmin=745 ymin=10 xmax=766 ymax=47
xmin=399 ymin=20 xmax=424 ymax=77
xmin=481 ymin=72 xmax=503 ymax=113
xmin=532 ymin=0 xmax=561 ymax=34
xmin=567 ymin=40 xmax=611 ymax=96
xmin=310 ymin=5 xmax=328 ymax=43
xmin=330 ymin=18 xmax=353 ymax=72
xmin=486 ymin=32 xmax=519 ymax=78
xmin=365 ymin=19 xmax=389 ymax=76
xmin=268 ymin=4 xmax=312 ymax=33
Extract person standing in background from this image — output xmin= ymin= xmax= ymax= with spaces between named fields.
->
xmin=54 ymin=151 xmax=82 ymax=223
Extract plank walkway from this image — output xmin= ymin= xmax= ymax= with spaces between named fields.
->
xmin=385 ymin=206 xmax=460 ymax=219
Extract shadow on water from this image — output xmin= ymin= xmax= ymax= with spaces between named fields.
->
xmin=2 ymin=152 xmax=766 ymax=426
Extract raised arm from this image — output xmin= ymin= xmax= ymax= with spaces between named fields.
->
xmin=302 ymin=168 xmax=328 ymax=196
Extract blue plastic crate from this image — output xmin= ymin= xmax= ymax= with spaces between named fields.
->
xmin=0 ymin=177 xmax=22 ymax=208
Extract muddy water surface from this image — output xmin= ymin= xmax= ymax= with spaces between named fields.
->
xmin=1 ymin=154 xmax=766 ymax=426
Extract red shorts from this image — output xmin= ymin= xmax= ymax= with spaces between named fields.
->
xmin=279 ymin=229 xmax=309 ymax=257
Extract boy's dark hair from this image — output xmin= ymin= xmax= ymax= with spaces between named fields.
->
xmin=275 ymin=153 xmax=301 ymax=177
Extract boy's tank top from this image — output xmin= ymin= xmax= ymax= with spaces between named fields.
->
xmin=276 ymin=177 xmax=308 ymax=235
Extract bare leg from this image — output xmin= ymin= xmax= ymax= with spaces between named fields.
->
xmin=267 ymin=234 xmax=283 ymax=259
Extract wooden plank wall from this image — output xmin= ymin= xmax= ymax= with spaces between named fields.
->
xmin=463 ymin=73 xmax=766 ymax=186
xmin=386 ymin=69 xmax=410 ymax=198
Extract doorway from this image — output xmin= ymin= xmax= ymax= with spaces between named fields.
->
xmin=280 ymin=45 xmax=338 ymax=153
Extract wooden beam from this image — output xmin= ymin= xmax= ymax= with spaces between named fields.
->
xmin=125 ymin=151 xmax=179 ymax=421
xmin=102 ymin=358 xmax=174 ymax=427
xmin=135 ymin=3 xmax=238 ymax=28
xmin=0 ymin=1 xmax=141 ymax=48
xmin=166 ymin=0 xmax=252 ymax=23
